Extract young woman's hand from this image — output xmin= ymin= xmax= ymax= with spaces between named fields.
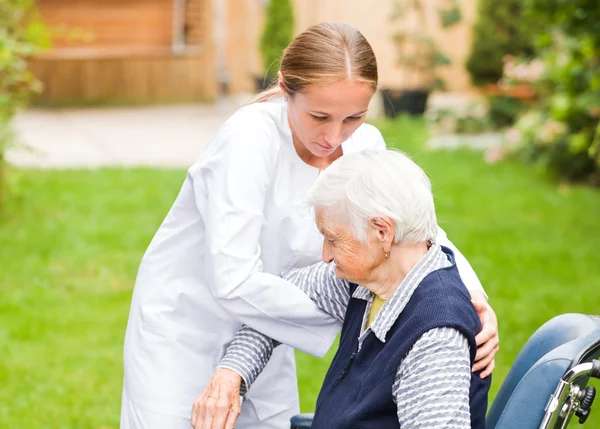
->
xmin=471 ymin=293 xmax=500 ymax=378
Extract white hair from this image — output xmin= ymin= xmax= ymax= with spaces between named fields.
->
xmin=307 ymin=149 xmax=438 ymax=244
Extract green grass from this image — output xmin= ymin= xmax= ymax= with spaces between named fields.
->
xmin=1 ymin=117 xmax=599 ymax=428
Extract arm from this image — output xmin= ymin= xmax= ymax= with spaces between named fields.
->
xmin=218 ymin=261 xmax=350 ymax=392
xmin=436 ymin=227 xmax=486 ymax=297
xmin=436 ymin=227 xmax=499 ymax=377
xmin=192 ymin=261 xmax=350 ymax=429
xmin=395 ymin=327 xmax=472 ymax=428
xmin=195 ymin=120 xmax=340 ymax=357
xmin=282 ymin=261 xmax=350 ymax=323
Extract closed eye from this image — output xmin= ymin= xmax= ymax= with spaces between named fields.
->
xmin=344 ymin=116 xmax=363 ymax=122
xmin=311 ymin=114 xmax=328 ymax=122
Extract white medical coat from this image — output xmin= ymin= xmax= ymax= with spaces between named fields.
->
xmin=122 ymin=99 xmax=484 ymax=423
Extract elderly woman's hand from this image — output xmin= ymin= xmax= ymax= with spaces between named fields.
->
xmin=471 ymin=294 xmax=500 ymax=378
xmin=191 ymin=368 xmax=242 ymax=429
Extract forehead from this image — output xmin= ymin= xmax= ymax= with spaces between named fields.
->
xmin=315 ymin=208 xmax=346 ymax=233
xmin=296 ymin=80 xmax=373 ymax=114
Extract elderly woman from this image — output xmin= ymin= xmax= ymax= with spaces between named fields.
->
xmin=193 ymin=149 xmax=491 ymax=429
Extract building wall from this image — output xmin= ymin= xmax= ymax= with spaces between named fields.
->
xmin=226 ymin=0 xmax=478 ymax=94
xmin=223 ymin=0 xmax=265 ymax=94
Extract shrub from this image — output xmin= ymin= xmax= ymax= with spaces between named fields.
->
xmin=504 ymin=0 xmax=600 ymax=184
xmin=258 ymin=0 xmax=294 ymax=81
xmin=0 ymin=0 xmax=48 ymax=206
xmin=466 ymin=0 xmax=535 ymax=86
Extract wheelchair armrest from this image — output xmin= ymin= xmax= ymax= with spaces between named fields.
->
xmin=290 ymin=413 xmax=314 ymax=429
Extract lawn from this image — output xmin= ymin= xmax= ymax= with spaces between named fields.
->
xmin=1 ymin=117 xmax=599 ymax=428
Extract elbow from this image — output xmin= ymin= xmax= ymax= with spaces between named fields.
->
xmin=212 ymin=284 xmax=238 ymax=300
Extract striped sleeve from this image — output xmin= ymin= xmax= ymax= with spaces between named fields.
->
xmin=217 ymin=261 xmax=349 ymax=393
xmin=282 ymin=261 xmax=350 ymax=323
xmin=216 ymin=325 xmax=277 ymax=394
xmin=394 ymin=327 xmax=472 ymax=428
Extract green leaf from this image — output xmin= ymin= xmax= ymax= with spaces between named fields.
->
xmin=440 ymin=4 xmax=463 ymax=28
xmin=389 ymin=1 xmax=408 ymax=21
xmin=431 ymin=51 xmax=452 ymax=67
xmin=568 ymin=132 xmax=590 ymax=154
xmin=430 ymin=77 xmax=446 ymax=91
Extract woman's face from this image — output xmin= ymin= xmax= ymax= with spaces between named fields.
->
xmin=316 ymin=209 xmax=384 ymax=285
xmin=284 ymin=79 xmax=374 ymax=158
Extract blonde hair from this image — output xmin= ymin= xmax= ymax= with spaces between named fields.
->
xmin=248 ymin=22 xmax=378 ymax=104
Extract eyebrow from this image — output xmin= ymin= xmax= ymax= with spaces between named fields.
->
xmin=310 ymin=110 xmax=368 ymax=117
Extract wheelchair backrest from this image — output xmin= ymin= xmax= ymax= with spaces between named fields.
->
xmin=487 ymin=314 xmax=600 ymax=429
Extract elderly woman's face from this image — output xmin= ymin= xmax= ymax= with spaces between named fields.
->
xmin=315 ymin=209 xmax=385 ymax=284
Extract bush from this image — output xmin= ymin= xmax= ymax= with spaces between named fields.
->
xmin=0 ymin=0 xmax=48 ymax=206
xmin=486 ymin=96 xmax=529 ymax=130
xmin=258 ymin=0 xmax=294 ymax=81
xmin=504 ymin=0 xmax=600 ymax=184
xmin=466 ymin=0 xmax=535 ymax=86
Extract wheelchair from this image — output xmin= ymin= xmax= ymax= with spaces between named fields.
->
xmin=290 ymin=313 xmax=600 ymax=429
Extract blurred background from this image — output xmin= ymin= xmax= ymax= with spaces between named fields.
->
xmin=1 ymin=0 xmax=599 ymax=428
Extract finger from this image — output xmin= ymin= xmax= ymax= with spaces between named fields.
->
xmin=194 ymin=389 xmax=211 ymax=428
xmin=225 ymin=390 xmax=241 ymax=429
xmin=475 ymin=325 xmax=495 ymax=347
xmin=472 ymin=351 xmax=493 ymax=373
xmin=211 ymin=389 xmax=233 ymax=429
xmin=201 ymin=395 xmax=217 ymax=429
xmin=480 ymin=358 xmax=496 ymax=378
xmin=193 ymin=395 xmax=208 ymax=428
xmin=225 ymin=402 xmax=241 ymax=429
xmin=471 ymin=299 xmax=487 ymax=314
xmin=191 ymin=402 xmax=198 ymax=427
xmin=473 ymin=344 xmax=499 ymax=373
xmin=475 ymin=334 xmax=499 ymax=362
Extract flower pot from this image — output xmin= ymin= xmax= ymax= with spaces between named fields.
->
xmin=381 ymin=88 xmax=430 ymax=118
xmin=481 ymin=83 xmax=537 ymax=101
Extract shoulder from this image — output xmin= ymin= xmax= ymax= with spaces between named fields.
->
xmin=220 ymin=101 xmax=287 ymax=144
xmin=343 ymin=123 xmax=386 ymax=154
xmin=192 ymin=101 xmax=288 ymax=169
xmin=413 ymin=268 xmax=481 ymax=336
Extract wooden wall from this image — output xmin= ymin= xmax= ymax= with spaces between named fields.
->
xmin=37 ymin=0 xmax=175 ymax=49
xmin=31 ymin=0 xmax=217 ymax=104
xmin=225 ymin=0 xmax=264 ymax=94
xmin=29 ymin=52 xmax=216 ymax=104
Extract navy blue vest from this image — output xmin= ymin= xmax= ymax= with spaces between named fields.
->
xmin=311 ymin=249 xmax=490 ymax=428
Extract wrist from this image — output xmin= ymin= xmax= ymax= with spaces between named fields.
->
xmin=215 ymin=365 xmax=246 ymax=395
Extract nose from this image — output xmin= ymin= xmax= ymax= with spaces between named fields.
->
xmin=322 ymin=240 xmax=334 ymax=263
xmin=324 ymin=122 xmax=344 ymax=147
